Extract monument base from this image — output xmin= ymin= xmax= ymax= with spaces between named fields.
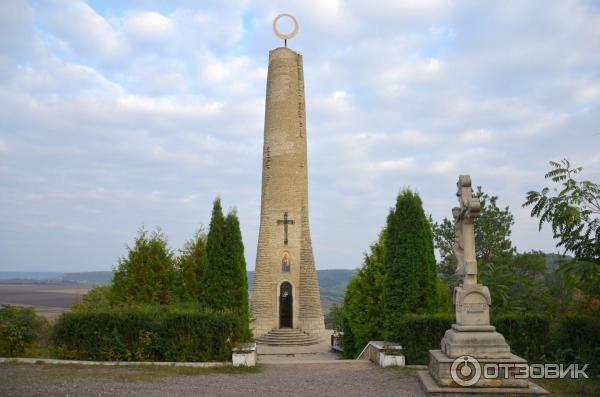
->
xmin=418 ymin=371 xmax=549 ymax=394
xmin=252 ymin=317 xmax=325 ymax=339
xmin=299 ymin=317 xmax=326 ymax=336
xmin=251 ymin=319 xmax=277 ymax=339
xmin=441 ymin=324 xmax=512 ymax=358
xmin=429 ymin=349 xmax=530 ymax=388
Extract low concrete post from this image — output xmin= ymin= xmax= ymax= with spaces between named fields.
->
xmin=357 ymin=341 xmax=405 ymax=368
xmin=232 ymin=342 xmax=257 ymax=367
xmin=379 ymin=343 xmax=405 ymax=367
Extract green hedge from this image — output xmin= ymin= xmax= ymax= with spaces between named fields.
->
xmin=494 ymin=313 xmax=549 ymax=363
xmin=392 ymin=313 xmax=550 ymax=365
xmin=51 ymin=305 xmax=241 ymax=362
xmin=0 ymin=305 xmax=48 ymax=357
xmin=357 ymin=312 xmax=599 ymax=370
xmin=554 ymin=315 xmax=600 ymax=375
xmin=394 ymin=313 xmax=454 ymax=364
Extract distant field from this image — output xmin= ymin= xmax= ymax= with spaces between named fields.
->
xmin=0 ymin=268 xmax=355 ymax=321
xmin=0 ymin=283 xmax=91 ymax=321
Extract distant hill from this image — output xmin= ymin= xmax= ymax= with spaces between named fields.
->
xmin=0 ymin=271 xmax=113 ymax=284
xmin=62 ymin=271 xmax=113 ymax=284
xmin=0 ymin=269 xmax=355 ymax=307
xmin=545 ymin=253 xmax=571 ymax=271
xmin=1 ymin=252 xmax=569 ymax=300
xmin=247 ymin=269 xmax=356 ymax=311
xmin=0 ymin=272 xmax=64 ymax=281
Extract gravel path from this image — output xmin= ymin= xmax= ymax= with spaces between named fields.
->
xmin=0 ymin=362 xmax=426 ymax=397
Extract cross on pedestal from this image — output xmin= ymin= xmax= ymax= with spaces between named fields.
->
xmin=276 ymin=212 xmax=295 ymax=245
xmin=453 ymin=175 xmax=481 ymax=286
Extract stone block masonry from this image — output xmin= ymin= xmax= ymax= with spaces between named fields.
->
xmin=251 ymin=47 xmax=324 ymax=338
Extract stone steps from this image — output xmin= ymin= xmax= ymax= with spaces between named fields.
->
xmin=256 ymin=328 xmax=320 ymax=346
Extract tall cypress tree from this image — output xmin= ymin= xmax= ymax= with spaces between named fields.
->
xmin=224 ymin=210 xmax=251 ymax=340
xmin=201 ymin=197 xmax=228 ymax=310
xmin=383 ymin=189 xmax=437 ymax=340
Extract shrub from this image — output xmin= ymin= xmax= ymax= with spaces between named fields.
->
xmin=494 ymin=313 xmax=549 ymax=362
xmin=554 ymin=315 xmax=600 ymax=375
xmin=0 ymin=305 xmax=48 ymax=357
xmin=385 ymin=312 xmax=550 ymax=365
xmin=51 ymin=305 xmax=241 ymax=362
xmin=395 ymin=313 xmax=454 ymax=364
xmin=72 ymin=285 xmax=112 ymax=312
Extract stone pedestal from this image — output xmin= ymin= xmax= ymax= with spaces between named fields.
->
xmin=428 ymin=349 xmax=529 ymax=388
xmin=440 ymin=283 xmax=512 ymax=359
xmin=442 ymin=325 xmax=511 ymax=358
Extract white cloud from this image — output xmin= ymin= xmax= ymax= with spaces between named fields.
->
xmin=576 ymin=83 xmax=600 ymax=102
xmin=332 ymin=90 xmax=347 ymax=100
xmin=370 ymin=158 xmax=415 ymax=172
xmin=1 ymin=0 xmax=599 ymax=272
xmin=397 ymin=130 xmax=435 ymax=146
xmin=35 ymin=0 xmax=126 ymax=62
xmin=0 ymin=0 xmax=36 ymax=56
xmin=428 ymin=160 xmax=455 ymax=175
xmin=124 ymin=11 xmax=174 ymax=40
xmin=520 ymin=113 xmax=570 ymax=137
xmin=461 ymin=129 xmax=495 ymax=143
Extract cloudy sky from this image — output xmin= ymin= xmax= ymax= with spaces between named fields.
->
xmin=1 ymin=0 xmax=599 ymax=273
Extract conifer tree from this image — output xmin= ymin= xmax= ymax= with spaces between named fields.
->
xmin=200 ymin=198 xmax=252 ymax=339
xmin=175 ymin=229 xmax=207 ymax=302
xmin=224 ymin=210 xmax=251 ymax=340
xmin=341 ymin=231 xmax=386 ymax=357
xmin=201 ymin=197 xmax=228 ymax=310
xmin=383 ymin=189 xmax=437 ymax=340
xmin=111 ymin=228 xmax=176 ymax=305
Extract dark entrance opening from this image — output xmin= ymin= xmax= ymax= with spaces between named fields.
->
xmin=279 ymin=282 xmax=293 ymax=328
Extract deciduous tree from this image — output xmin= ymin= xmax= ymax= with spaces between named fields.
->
xmin=524 ymin=159 xmax=599 ymax=263
xmin=523 ymin=159 xmax=600 ymax=302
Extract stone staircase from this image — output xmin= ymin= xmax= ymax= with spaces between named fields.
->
xmin=255 ymin=328 xmax=321 ymax=346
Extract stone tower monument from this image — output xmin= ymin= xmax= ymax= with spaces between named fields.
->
xmin=251 ymin=15 xmax=325 ymax=338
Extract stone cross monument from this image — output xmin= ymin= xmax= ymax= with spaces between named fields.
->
xmin=442 ymin=175 xmax=509 ymax=353
xmin=251 ymin=15 xmax=325 ymax=338
xmin=420 ymin=175 xmax=544 ymax=393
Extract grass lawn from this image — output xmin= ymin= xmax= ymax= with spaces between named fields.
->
xmin=534 ymin=377 xmax=600 ymax=396
xmin=1 ymin=362 xmax=261 ymax=383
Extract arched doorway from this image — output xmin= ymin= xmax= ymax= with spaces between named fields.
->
xmin=279 ymin=282 xmax=293 ymax=328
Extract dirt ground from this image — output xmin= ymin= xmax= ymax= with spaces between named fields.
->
xmin=0 ymin=283 xmax=90 ymax=321
xmin=0 ymin=362 xmax=427 ymax=397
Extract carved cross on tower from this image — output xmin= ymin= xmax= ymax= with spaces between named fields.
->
xmin=452 ymin=175 xmax=481 ymax=286
xmin=277 ymin=212 xmax=295 ymax=245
